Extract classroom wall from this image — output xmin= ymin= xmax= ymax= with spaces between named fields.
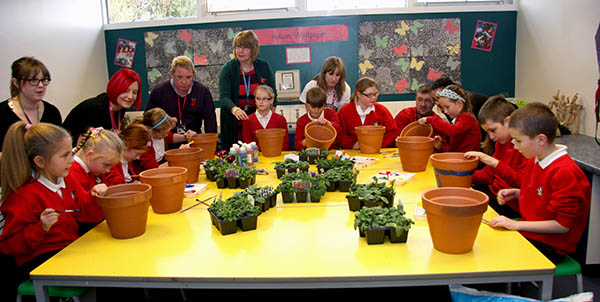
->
xmin=516 ymin=0 xmax=599 ymax=136
xmin=0 ymin=0 xmax=107 ymax=118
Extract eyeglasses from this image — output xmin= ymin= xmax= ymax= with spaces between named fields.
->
xmin=235 ymin=45 xmax=251 ymax=50
xmin=255 ymin=97 xmax=273 ymax=102
xmin=22 ymin=78 xmax=50 ymax=86
xmin=360 ymin=91 xmax=378 ymax=99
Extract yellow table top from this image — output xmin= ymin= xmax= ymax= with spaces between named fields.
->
xmin=31 ymin=149 xmax=555 ymax=282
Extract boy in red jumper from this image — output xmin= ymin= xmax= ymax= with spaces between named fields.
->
xmin=338 ymin=77 xmax=399 ymax=149
xmin=242 ymin=85 xmax=290 ymax=150
xmin=465 ymin=96 xmax=527 ymax=218
xmin=418 ymin=85 xmax=481 ymax=152
xmin=487 ymin=103 xmax=590 ymax=264
xmin=295 ymin=87 xmax=341 ymax=150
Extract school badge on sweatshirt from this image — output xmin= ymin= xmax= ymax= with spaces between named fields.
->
xmin=537 ymin=186 xmax=543 ymax=197
xmin=191 ymin=97 xmax=197 ymax=107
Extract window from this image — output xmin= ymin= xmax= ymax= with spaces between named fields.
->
xmin=307 ymin=0 xmax=407 ymax=11
xmin=206 ymin=0 xmax=295 ymax=14
xmin=106 ymin=0 xmax=197 ymax=24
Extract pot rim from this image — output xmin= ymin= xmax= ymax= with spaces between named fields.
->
xmin=421 ymin=187 xmax=489 ymax=216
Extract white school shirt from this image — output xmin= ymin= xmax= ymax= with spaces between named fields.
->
xmin=355 ymin=103 xmax=375 ymax=125
xmin=256 ymin=110 xmax=272 ymax=129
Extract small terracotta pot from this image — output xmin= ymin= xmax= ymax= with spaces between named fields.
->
xmin=422 ymin=187 xmax=489 ymax=254
xmin=396 ymin=136 xmax=434 ymax=172
xmin=94 ymin=183 xmax=152 ymax=239
xmin=164 ymin=147 xmax=203 ymax=183
xmin=400 ymin=121 xmax=433 ymax=137
xmin=354 ymin=125 xmax=385 ymax=154
xmin=190 ymin=133 xmax=218 ymax=161
xmin=305 ymin=121 xmax=337 ymax=150
xmin=255 ymin=128 xmax=286 ymax=157
xmin=430 ymin=152 xmax=479 ymax=187
xmin=140 ymin=167 xmax=187 ymax=214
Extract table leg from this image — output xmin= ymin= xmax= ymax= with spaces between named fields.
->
xmin=33 ymin=279 xmax=50 ymax=302
xmin=539 ymin=274 xmax=554 ymax=301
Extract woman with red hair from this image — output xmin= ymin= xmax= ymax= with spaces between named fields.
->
xmin=63 ymin=68 xmax=142 ymax=144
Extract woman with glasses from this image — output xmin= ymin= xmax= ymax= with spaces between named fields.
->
xmin=0 ymin=57 xmax=62 ymax=151
xmin=218 ymin=30 xmax=277 ymax=150
xmin=338 ymin=77 xmax=400 ymax=150
xmin=63 ymin=68 xmax=142 ymax=145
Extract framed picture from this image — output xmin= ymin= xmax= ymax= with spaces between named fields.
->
xmin=114 ymin=38 xmax=137 ymax=68
xmin=285 ymin=46 xmax=312 ymax=65
xmin=471 ymin=20 xmax=497 ymax=52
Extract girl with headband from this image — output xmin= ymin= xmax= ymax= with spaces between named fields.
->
xmin=418 ymin=84 xmax=481 ymax=152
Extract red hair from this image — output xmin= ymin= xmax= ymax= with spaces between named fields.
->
xmin=106 ymin=69 xmax=142 ymax=110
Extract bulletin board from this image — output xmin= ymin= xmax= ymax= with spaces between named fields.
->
xmin=104 ymin=11 xmax=517 ymax=108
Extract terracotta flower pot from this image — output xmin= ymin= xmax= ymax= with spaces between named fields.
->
xmin=422 ymin=187 xmax=489 ymax=254
xmin=94 ymin=183 xmax=152 ymax=239
xmin=164 ymin=147 xmax=203 ymax=183
xmin=396 ymin=136 xmax=434 ymax=172
xmin=140 ymin=167 xmax=187 ymax=214
xmin=354 ymin=125 xmax=385 ymax=154
xmin=255 ymin=128 xmax=286 ymax=157
xmin=190 ymin=133 xmax=218 ymax=161
xmin=430 ymin=152 xmax=479 ymax=187
xmin=305 ymin=121 xmax=337 ymax=150
xmin=400 ymin=121 xmax=433 ymax=137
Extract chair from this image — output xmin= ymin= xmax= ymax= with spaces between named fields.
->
xmin=554 ymin=255 xmax=583 ymax=293
xmin=16 ymin=279 xmax=87 ymax=302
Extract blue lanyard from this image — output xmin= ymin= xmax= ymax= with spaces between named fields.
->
xmin=242 ymin=70 xmax=251 ymax=109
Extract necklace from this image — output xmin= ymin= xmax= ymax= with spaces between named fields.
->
xmin=16 ymin=96 xmax=40 ymax=124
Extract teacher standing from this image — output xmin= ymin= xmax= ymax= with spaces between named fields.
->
xmin=218 ymin=30 xmax=277 ymax=150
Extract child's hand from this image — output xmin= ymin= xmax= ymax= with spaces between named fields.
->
xmin=487 ymin=215 xmax=519 ymax=231
xmin=301 ymin=139 xmax=306 ymax=146
xmin=183 ymin=130 xmax=197 ymax=141
xmin=417 ymin=117 xmax=428 ymax=125
xmin=40 ymin=208 xmax=59 ymax=232
xmin=497 ymin=188 xmax=520 ymax=205
xmin=159 ymin=162 xmax=169 ymax=168
xmin=179 ymin=143 xmax=191 ymax=149
xmin=464 ymin=151 xmax=499 ymax=168
xmin=169 ymin=117 xmax=178 ymax=130
xmin=317 ymin=117 xmax=331 ymax=126
xmin=352 ymin=141 xmax=360 ymax=150
xmin=433 ymin=135 xmax=442 ymax=150
xmin=92 ymin=184 xmax=108 ymax=196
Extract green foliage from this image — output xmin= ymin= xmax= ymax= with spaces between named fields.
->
xmin=279 ymin=172 xmax=313 ymax=193
xmin=239 ymin=166 xmax=257 ymax=180
xmin=107 ymin=0 xmax=197 ymax=23
xmin=209 ymin=191 xmax=260 ymax=221
xmin=354 ymin=205 xmax=414 ymax=236
xmin=274 ymin=158 xmax=299 ymax=170
xmin=346 ymin=178 xmax=394 ymax=204
xmin=323 ymin=167 xmax=358 ymax=183
xmin=309 ymin=174 xmax=327 ymax=199
xmin=316 ymin=157 xmax=354 ymax=171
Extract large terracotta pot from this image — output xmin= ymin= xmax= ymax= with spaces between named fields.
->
xmin=305 ymin=121 xmax=337 ymax=150
xmin=400 ymin=121 xmax=433 ymax=137
xmin=430 ymin=152 xmax=479 ymax=187
xmin=94 ymin=183 xmax=152 ymax=239
xmin=140 ymin=167 xmax=187 ymax=214
xmin=355 ymin=125 xmax=385 ymax=154
xmin=164 ymin=147 xmax=203 ymax=183
xmin=422 ymin=187 xmax=489 ymax=254
xmin=395 ymin=136 xmax=434 ymax=172
xmin=255 ymin=128 xmax=286 ymax=157
xmin=190 ymin=133 xmax=218 ymax=161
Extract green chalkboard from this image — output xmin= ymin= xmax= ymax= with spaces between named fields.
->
xmin=104 ymin=11 xmax=516 ymax=107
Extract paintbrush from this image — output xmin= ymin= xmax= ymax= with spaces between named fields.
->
xmin=180 ymin=195 xmax=217 ymax=213
xmin=55 ymin=209 xmax=80 ymax=213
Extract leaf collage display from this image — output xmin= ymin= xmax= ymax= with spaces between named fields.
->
xmin=144 ymin=27 xmax=242 ymax=97
xmin=358 ymin=18 xmax=461 ymax=94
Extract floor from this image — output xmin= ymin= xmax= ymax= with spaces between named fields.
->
xmin=79 ymin=267 xmax=600 ymax=302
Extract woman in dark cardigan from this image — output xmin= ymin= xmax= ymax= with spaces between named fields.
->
xmin=218 ymin=30 xmax=277 ymax=150
xmin=63 ymin=69 xmax=142 ymax=144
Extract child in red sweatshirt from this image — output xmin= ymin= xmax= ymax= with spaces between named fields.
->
xmin=295 ymin=87 xmax=341 ymax=150
xmin=418 ymin=85 xmax=481 ymax=152
xmin=465 ymin=96 xmax=527 ymax=218
xmin=338 ymin=77 xmax=399 ymax=149
xmin=242 ymin=85 xmax=290 ymax=151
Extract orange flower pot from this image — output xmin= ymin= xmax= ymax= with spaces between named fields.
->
xmin=305 ymin=121 xmax=337 ymax=150
xmin=422 ymin=187 xmax=489 ymax=254
xmin=140 ymin=167 xmax=187 ymax=214
xmin=400 ymin=121 xmax=433 ymax=137
xmin=355 ymin=125 xmax=385 ymax=154
xmin=396 ymin=136 xmax=434 ymax=172
xmin=94 ymin=183 xmax=152 ymax=239
xmin=190 ymin=133 xmax=218 ymax=161
xmin=255 ymin=128 xmax=286 ymax=157
xmin=164 ymin=147 xmax=203 ymax=183
xmin=430 ymin=152 xmax=479 ymax=187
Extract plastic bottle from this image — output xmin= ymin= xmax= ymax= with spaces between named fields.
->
xmin=250 ymin=142 xmax=258 ymax=162
xmin=239 ymin=148 xmax=247 ymax=167
xmin=246 ymin=145 xmax=253 ymax=166
xmin=229 ymin=147 xmax=237 ymax=164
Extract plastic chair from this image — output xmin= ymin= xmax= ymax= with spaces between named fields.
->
xmin=16 ymin=279 xmax=87 ymax=302
xmin=555 ymin=255 xmax=584 ymax=293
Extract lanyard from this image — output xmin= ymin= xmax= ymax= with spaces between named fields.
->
xmin=17 ymin=96 xmax=40 ymax=124
xmin=177 ymin=93 xmax=188 ymax=123
xmin=108 ymin=104 xmax=121 ymax=133
xmin=242 ymin=70 xmax=251 ymax=108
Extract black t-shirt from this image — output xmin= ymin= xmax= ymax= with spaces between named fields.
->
xmin=0 ymin=99 xmax=62 ymax=151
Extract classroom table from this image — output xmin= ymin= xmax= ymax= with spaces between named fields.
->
xmin=31 ymin=149 xmax=556 ymax=301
